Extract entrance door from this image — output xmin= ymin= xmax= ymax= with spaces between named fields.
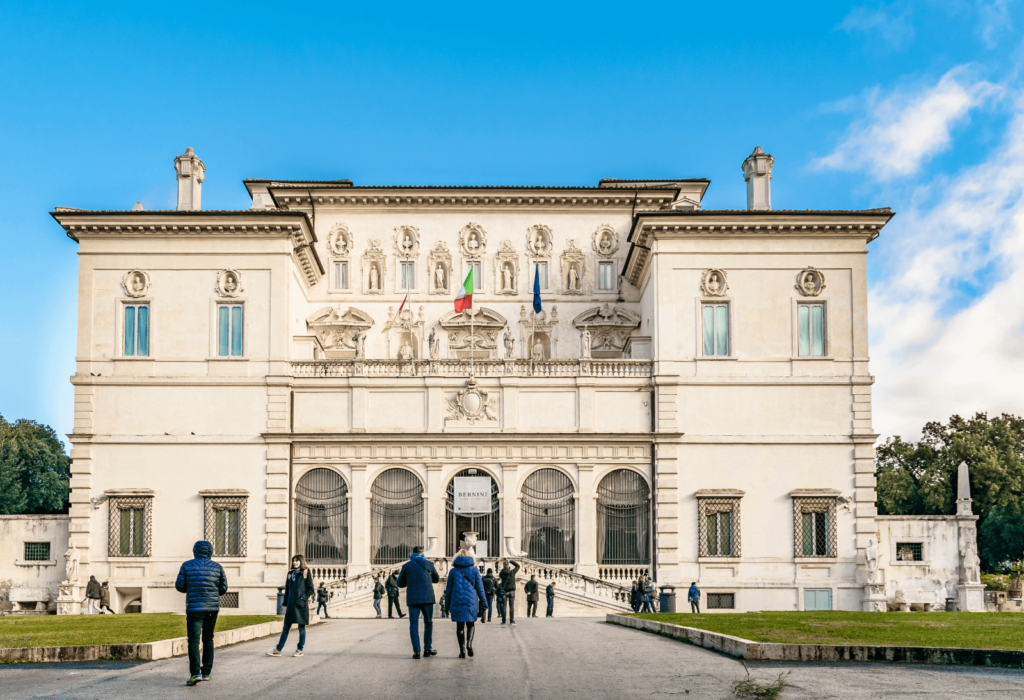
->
xmin=804 ymin=588 xmax=832 ymax=611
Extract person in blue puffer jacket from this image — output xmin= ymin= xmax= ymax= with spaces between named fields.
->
xmin=175 ymin=540 xmax=229 ymax=686
xmin=443 ymin=551 xmax=488 ymax=659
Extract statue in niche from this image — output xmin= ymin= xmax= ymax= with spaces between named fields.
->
xmin=435 ymin=264 xmax=446 ymax=292
xmin=580 ymin=328 xmax=592 ymax=359
xmin=401 ymin=232 xmax=414 ymax=255
xmin=502 ymin=263 xmax=514 ymax=292
xmin=428 ymin=328 xmax=439 ymax=359
xmin=533 ymin=228 xmax=548 ymax=253
xmin=865 ymin=539 xmax=879 ymax=583
xmin=398 ymin=341 xmax=414 ymax=361
xmin=568 ymin=265 xmax=579 ymax=291
xmin=796 ymin=267 xmax=826 ymax=297
xmin=123 ymin=269 xmax=151 ymax=298
xmin=131 ymin=273 xmax=146 ymax=295
xmin=532 ymin=338 xmax=544 ymax=360
xmin=599 ymin=232 xmax=614 ymax=254
xmin=224 ymin=275 xmax=237 ymax=294
xmin=369 ymin=264 xmax=380 ymax=291
xmin=503 ymin=329 xmax=515 ymax=359
xmin=64 ymin=544 xmax=80 ymax=584
xmin=466 ymin=231 xmax=481 ymax=255
xmin=707 ymin=273 xmax=721 ymax=295
xmin=353 ymin=331 xmax=365 ymax=359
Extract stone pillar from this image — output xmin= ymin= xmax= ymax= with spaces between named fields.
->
xmin=426 ymin=463 xmax=445 ymax=552
xmin=501 ymin=463 xmax=519 ymax=555
xmin=956 ymin=463 xmax=984 ymax=611
xmin=264 ymin=440 xmax=290 ymax=579
xmin=741 ymin=146 xmax=773 ymax=211
xmin=174 ymin=147 xmax=205 ymax=211
xmin=350 ymin=463 xmax=370 ymax=574
xmin=577 ymin=464 xmax=597 ymax=577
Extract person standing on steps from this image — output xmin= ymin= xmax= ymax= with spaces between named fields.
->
xmin=525 ymin=575 xmax=539 ymax=618
xmin=444 ymin=548 xmax=487 ymax=658
xmin=546 ymin=581 xmax=555 ymax=617
xmin=316 ymin=583 xmax=330 ymax=619
xmin=498 ymin=559 xmax=520 ymax=625
xmin=386 ymin=570 xmax=405 ymax=619
xmin=481 ymin=568 xmax=496 ymax=623
xmin=397 ymin=545 xmax=440 ymax=659
xmin=175 ymin=540 xmax=228 ymax=686
xmin=372 ymin=576 xmax=384 ymax=618
xmin=267 ymin=555 xmax=315 ymax=658
xmin=688 ymin=581 xmax=701 ymax=614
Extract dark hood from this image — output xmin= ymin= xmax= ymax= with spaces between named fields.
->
xmin=193 ymin=540 xmax=213 ymax=559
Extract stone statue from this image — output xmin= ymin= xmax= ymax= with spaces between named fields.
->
xmin=801 ymin=272 xmax=817 ymax=295
xmin=402 ymin=233 xmax=414 ymax=254
xmin=568 ymin=265 xmax=579 ymax=291
xmin=224 ymin=274 xmax=237 ymax=294
xmin=502 ymin=264 xmax=513 ymax=292
xmin=434 ymin=264 xmax=445 ymax=291
xmin=503 ymin=329 xmax=515 ymax=359
xmin=467 ymin=232 xmax=480 ymax=254
xmin=707 ymin=274 xmax=720 ymax=295
xmin=599 ymin=233 xmax=613 ymax=254
xmin=963 ymin=541 xmax=980 ymax=583
xmin=580 ymin=328 xmax=591 ymax=359
xmin=64 ymin=545 xmax=80 ymax=584
xmin=532 ymin=339 xmax=544 ymax=360
xmin=353 ymin=331 xmax=365 ymax=359
xmin=369 ymin=265 xmax=379 ymax=291
xmin=428 ymin=328 xmax=438 ymax=359
xmin=865 ymin=538 xmax=878 ymax=582
xmin=398 ymin=341 xmax=414 ymax=361
xmin=131 ymin=273 xmax=146 ymax=294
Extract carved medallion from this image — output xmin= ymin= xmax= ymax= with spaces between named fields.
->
xmin=701 ymin=269 xmax=728 ymax=297
xmin=428 ymin=241 xmax=452 ymax=295
xmin=592 ymin=225 xmax=619 ymax=258
xmin=796 ymin=266 xmax=826 ymax=297
xmin=327 ymin=224 xmax=353 ymax=256
xmin=394 ymin=225 xmax=420 ymax=258
xmin=122 ymin=269 xmax=151 ymax=298
xmin=527 ymin=224 xmax=553 ymax=257
xmin=460 ymin=222 xmax=487 ymax=257
xmin=215 ymin=269 xmax=243 ymax=298
xmin=496 ymin=240 xmax=519 ymax=295
xmin=445 ymin=378 xmax=500 ymax=426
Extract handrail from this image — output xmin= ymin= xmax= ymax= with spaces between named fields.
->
xmin=292 ymin=358 xmax=652 ymax=379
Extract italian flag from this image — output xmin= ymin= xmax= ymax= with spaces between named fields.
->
xmin=454 ymin=269 xmax=473 ymax=313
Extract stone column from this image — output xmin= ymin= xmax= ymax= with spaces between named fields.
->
xmin=425 ymin=463 xmax=445 ymax=552
xmin=349 ymin=462 xmax=370 ymax=574
xmin=955 ymin=462 xmax=985 ymax=612
xmin=577 ymin=464 xmax=597 ymax=577
xmin=501 ymin=463 xmax=519 ymax=555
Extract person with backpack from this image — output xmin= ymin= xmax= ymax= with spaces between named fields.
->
xmin=498 ymin=559 xmax=520 ymax=625
xmin=397 ymin=546 xmax=440 ymax=659
xmin=480 ymin=568 xmax=496 ymax=623
xmin=444 ymin=548 xmax=487 ymax=658
xmin=316 ymin=583 xmax=330 ymax=619
xmin=495 ymin=584 xmax=505 ymax=621
xmin=372 ymin=576 xmax=385 ymax=618
xmin=385 ymin=570 xmax=405 ymax=619
xmin=688 ymin=581 xmax=701 ymax=614
xmin=267 ymin=554 xmax=315 ymax=658
xmin=175 ymin=540 xmax=229 ymax=686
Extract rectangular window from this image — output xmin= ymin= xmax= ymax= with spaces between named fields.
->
xmin=400 ymin=262 xmax=416 ymax=290
xmin=534 ymin=261 xmax=549 ymax=290
xmin=214 ymin=508 xmax=241 ymax=557
xmin=896 ymin=542 xmax=924 ymax=561
xmin=804 ymin=588 xmax=832 ymax=611
xmin=707 ymin=593 xmax=735 ymax=609
xmin=698 ymin=496 xmax=741 ymax=557
xmin=801 ymin=511 xmax=828 ymax=556
xmin=471 ymin=261 xmax=483 ymax=288
xmin=204 ymin=495 xmax=248 ymax=557
xmin=120 ymin=508 xmax=145 ymax=556
xmin=124 ymin=304 xmax=150 ymax=357
xmin=598 ymin=261 xmax=615 ymax=291
xmin=706 ymin=512 xmax=733 ymax=556
xmin=24 ymin=542 xmax=50 ymax=561
xmin=793 ymin=496 xmax=837 ymax=558
xmin=217 ymin=305 xmax=243 ymax=357
xmin=702 ymin=303 xmax=729 ymax=357
xmin=798 ymin=303 xmax=826 ymax=357
xmin=333 ymin=261 xmax=348 ymax=290
xmin=219 ymin=592 xmax=240 ymax=608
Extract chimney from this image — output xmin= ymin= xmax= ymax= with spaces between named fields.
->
xmin=174 ymin=147 xmax=205 ymax=211
xmin=742 ymin=146 xmax=773 ymax=211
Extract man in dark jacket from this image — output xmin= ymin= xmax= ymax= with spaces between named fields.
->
xmin=688 ymin=582 xmax=701 ymax=614
xmin=546 ymin=582 xmax=556 ymax=617
xmin=267 ymin=554 xmax=315 ymax=657
xmin=372 ymin=576 xmax=384 ymax=618
xmin=397 ymin=546 xmax=440 ymax=659
xmin=498 ymin=559 xmax=520 ymax=625
xmin=481 ymin=568 xmax=496 ymax=623
xmin=85 ymin=575 xmax=102 ymax=615
xmin=175 ymin=540 xmax=228 ymax=686
xmin=525 ymin=575 xmax=540 ymax=617
xmin=385 ymin=571 xmax=405 ymax=619
xmin=316 ymin=583 xmax=330 ymax=619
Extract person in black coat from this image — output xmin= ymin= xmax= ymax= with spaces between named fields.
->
xmin=481 ymin=569 xmax=496 ymax=623
xmin=372 ymin=576 xmax=384 ymax=618
xmin=85 ymin=575 xmax=102 ymax=615
xmin=498 ymin=559 xmax=520 ymax=625
xmin=495 ymin=585 xmax=505 ymax=620
xmin=397 ymin=546 xmax=440 ymax=658
xmin=525 ymin=575 xmax=539 ymax=618
xmin=267 ymin=555 xmax=315 ymax=658
xmin=385 ymin=571 xmax=405 ymax=619
xmin=546 ymin=582 xmax=556 ymax=617
xmin=316 ymin=583 xmax=330 ymax=619
xmin=175 ymin=540 xmax=228 ymax=685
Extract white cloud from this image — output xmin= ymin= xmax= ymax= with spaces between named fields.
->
xmin=839 ymin=3 xmax=916 ymax=48
xmin=812 ymin=67 xmax=1002 ymax=180
xmin=869 ymin=92 xmax=1024 ymax=439
xmin=977 ymin=0 xmax=1012 ymax=48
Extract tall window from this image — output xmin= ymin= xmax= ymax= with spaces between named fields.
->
xmin=120 ymin=508 xmax=145 ymax=556
xmin=534 ymin=261 xmax=549 ymax=290
xmin=793 ymin=496 xmax=837 ymax=558
xmin=470 ymin=261 xmax=483 ymax=287
xmin=596 ymin=470 xmax=650 ymax=565
xmin=214 ymin=508 xmax=240 ymax=556
xmin=697 ymin=494 xmax=742 ymax=557
xmin=124 ymin=304 xmax=149 ymax=357
xmin=400 ymin=262 xmax=416 ymax=290
xmin=333 ymin=261 xmax=348 ymax=290
xmin=598 ymin=261 xmax=615 ymax=291
xmin=217 ymin=304 xmax=243 ymax=357
xmin=798 ymin=303 xmax=825 ymax=357
xmin=702 ymin=303 xmax=729 ymax=357
xmin=707 ymin=511 xmax=733 ymax=556
xmin=108 ymin=497 xmax=152 ymax=557
xmin=521 ymin=468 xmax=575 ymax=565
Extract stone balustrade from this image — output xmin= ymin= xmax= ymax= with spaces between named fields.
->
xmin=292 ymin=358 xmax=652 ymax=378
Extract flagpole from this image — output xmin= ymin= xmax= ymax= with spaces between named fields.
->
xmin=470 ymin=308 xmax=475 ymax=377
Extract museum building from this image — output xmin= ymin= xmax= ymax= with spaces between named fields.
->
xmin=14 ymin=147 xmax=982 ymax=617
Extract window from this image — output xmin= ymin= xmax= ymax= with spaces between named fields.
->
xmin=702 ymin=303 xmax=729 ymax=357
xmin=203 ymin=493 xmax=248 ymax=557
xmin=24 ymin=542 xmax=50 ymax=561
xmin=798 ymin=303 xmax=826 ymax=357
xmin=802 ymin=512 xmax=828 ymax=556
xmin=793 ymin=496 xmax=837 ymax=558
xmin=124 ymin=304 xmax=149 ymax=357
xmin=896 ymin=542 xmax=924 ymax=561
xmin=217 ymin=304 xmax=243 ymax=357
xmin=219 ymin=592 xmax=239 ymax=608
xmin=332 ymin=261 xmax=348 ymax=290
xmin=108 ymin=497 xmax=152 ymax=557
xmin=470 ymin=261 xmax=483 ymax=288
xmin=707 ymin=593 xmax=735 ymax=609
xmin=804 ymin=589 xmax=832 ymax=611
xmin=707 ymin=512 xmax=733 ymax=556
xmin=533 ymin=261 xmax=549 ymax=290
xmin=120 ymin=508 xmax=145 ymax=556
xmin=400 ymin=261 xmax=416 ymax=290
xmin=697 ymin=494 xmax=742 ymax=557
xmin=598 ymin=261 xmax=615 ymax=291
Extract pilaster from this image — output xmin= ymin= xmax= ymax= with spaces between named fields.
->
xmin=426 ymin=462 xmax=445 ymax=552
xmin=265 ymin=441 xmax=290 ymax=575
xmin=349 ymin=462 xmax=369 ymax=573
xmin=501 ymin=463 xmax=520 ymax=554
xmin=577 ymin=464 xmax=597 ymax=576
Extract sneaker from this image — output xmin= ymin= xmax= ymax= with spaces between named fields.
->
xmin=412 ymin=652 xmax=420 ymax=659
xmin=424 ymin=649 xmax=437 ymax=657
xmin=187 ymin=675 xmax=202 ymax=686
xmin=292 ymin=650 xmax=303 ymax=657
xmin=201 ymin=675 xmax=211 ymax=682
xmin=510 ymin=620 xmax=516 ymax=625
xmin=266 ymin=649 xmax=282 ymax=657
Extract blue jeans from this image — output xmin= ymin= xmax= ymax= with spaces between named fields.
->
xmin=546 ymin=598 xmax=554 ymax=616
xmin=276 ymin=623 xmax=305 ymax=651
xmin=373 ymin=599 xmax=382 ymax=616
xmin=316 ymin=602 xmax=327 ymax=617
xmin=408 ymin=604 xmax=433 ymax=654
xmin=641 ymin=595 xmax=652 ymax=613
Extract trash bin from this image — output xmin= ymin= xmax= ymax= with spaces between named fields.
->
xmin=277 ymin=586 xmax=286 ymax=615
xmin=659 ymin=585 xmax=676 ymax=613
xmin=945 ymin=597 xmax=955 ymax=613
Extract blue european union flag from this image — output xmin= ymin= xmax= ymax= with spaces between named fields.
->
xmin=533 ymin=265 xmax=542 ymax=314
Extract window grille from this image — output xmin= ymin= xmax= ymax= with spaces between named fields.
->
xmin=446 ymin=469 xmax=500 ymax=558
xmin=370 ymin=468 xmax=424 ymax=566
xmin=296 ymin=469 xmax=349 ymax=565
xmin=596 ymin=469 xmax=650 ymax=565
xmin=204 ymin=496 xmax=247 ymax=557
xmin=521 ymin=469 xmax=575 ymax=565
xmin=896 ymin=542 xmax=923 ymax=561
xmin=219 ymin=592 xmax=239 ymax=608
xmin=798 ymin=303 xmax=826 ymax=357
xmin=707 ymin=593 xmax=735 ymax=609
xmin=702 ymin=303 xmax=729 ymax=356
xmin=108 ymin=497 xmax=153 ymax=557
xmin=697 ymin=496 xmax=741 ymax=557
xmin=793 ymin=497 xmax=837 ymax=558
xmin=24 ymin=542 xmax=50 ymax=561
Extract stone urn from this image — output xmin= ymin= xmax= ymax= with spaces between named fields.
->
xmin=462 ymin=532 xmax=478 ymax=553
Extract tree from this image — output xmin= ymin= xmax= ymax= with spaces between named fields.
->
xmin=978 ymin=510 xmax=1024 ymax=572
xmin=0 ymin=414 xmax=71 ymax=514
xmin=875 ymin=413 xmax=1024 ymax=571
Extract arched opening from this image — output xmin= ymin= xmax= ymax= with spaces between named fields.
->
xmin=596 ymin=469 xmax=650 ymax=565
xmin=446 ymin=468 xmax=500 ymax=557
xmin=295 ymin=468 xmax=349 ymax=565
xmin=371 ymin=468 xmax=424 ymax=565
xmin=123 ymin=598 xmax=142 ymax=614
xmin=521 ymin=468 xmax=575 ymax=565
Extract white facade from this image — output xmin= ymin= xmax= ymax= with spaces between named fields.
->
xmin=35 ymin=147 xmax=980 ymax=615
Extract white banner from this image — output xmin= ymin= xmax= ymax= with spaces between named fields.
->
xmin=453 ymin=477 xmax=491 ymax=514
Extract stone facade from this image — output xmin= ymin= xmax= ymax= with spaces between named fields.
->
xmin=0 ymin=515 xmax=69 ymax=612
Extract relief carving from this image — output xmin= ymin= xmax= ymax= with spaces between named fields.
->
xmin=445 ymin=378 xmax=500 ymax=426
xmin=122 ymin=269 xmax=151 ymax=298
xmin=327 ymin=224 xmax=353 ymax=256
xmin=439 ymin=307 xmax=507 ymax=359
xmin=215 ymin=269 xmax=243 ymax=298
xmin=701 ymin=269 xmax=728 ymax=297
xmin=572 ymin=304 xmax=641 ymax=358
xmin=306 ymin=306 xmax=374 ymax=358
xmin=796 ymin=266 xmax=826 ymax=297
xmin=592 ymin=225 xmax=619 ymax=258
xmin=460 ymin=222 xmax=487 ymax=257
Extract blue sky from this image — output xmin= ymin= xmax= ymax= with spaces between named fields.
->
xmin=2 ymin=1 xmax=1023 ymax=445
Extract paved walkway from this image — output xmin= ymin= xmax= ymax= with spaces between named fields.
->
xmin=3 ymin=617 xmax=1024 ymax=699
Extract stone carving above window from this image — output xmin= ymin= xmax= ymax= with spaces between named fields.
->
xmin=387 ymin=304 xmax=425 ymax=360
xmin=701 ymin=269 xmax=728 ymax=297
xmin=560 ymin=239 xmax=585 ymax=295
xmin=327 ymin=224 xmax=353 ymax=256
xmin=439 ymin=306 xmax=507 ymax=359
xmin=796 ymin=266 xmax=826 ymax=297
xmin=527 ymin=224 xmax=553 ymax=257
xmin=496 ymin=240 xmax=519 ymax=295
xmin=592 ymin=225 xmax=619 ymax=258
xmin=460 ymin=222 xmax=487 ymax=257
xmin=122 ymin=269 xmax=151 ymax=298
xmin=306 ymin=306 xmax=374 ymax=358
xmin=428 ymin=241 xmax=452 ymax=295
xmin=362 ymin=239 xmax=386 ymax=295
xmin=394 ymin=225 xmax=420 ymax=258
xmin=519 ymin=305 xmax=559 ymax=360
xmin=215 ymin=269 xmax=243 ymax=298
xmin=445 ymin=378 xmax=500 ymax=427
xmin=572 ymin=304 xmax=641 ymax=358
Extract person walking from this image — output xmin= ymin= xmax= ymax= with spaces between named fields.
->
xmin=495 ymin=584 xmax=505 ymax=621
xmin=439 ymin=591 xmax=449 ymax=619
xmin=545 ymin=581 xmax=555 ymax=617
xmin=525 ymin=575 xmax=539 ymax=618
xmin=688 ymin=581 xmax=701 ymax=614
xmin=498 ymin=559 xmax=520 ymax=625
xmin=630 ymin=580 xmax=640 ymax=612
xmin=175 ymin=540 xmax=228 ymax=686
xmin=85 ymin=575 xmax=102 ymax=614
xmin=316 ymin=582 xmax=330 ymax=619
xmin=99 ymin=581 xmax=116 ymax=614
xmin=267 ymin=554 xmax=315 ymax=658
xmin=481 ymin=568 xmax=496 ymax=623
xmin=444 ymin=549 xmax=487 ymax=659
xmin=386 ymin=570 xmax=405 ymax=619
xmin=397 ymin=545 xmax=440 ymax=659
xmin=372 ymin=576 xmax=384 ymax=618
xmin=640 ymin=576 xmax=654 ymax=613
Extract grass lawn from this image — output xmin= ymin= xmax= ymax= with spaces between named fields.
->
xmin=0 ymin=614 xmax=280 ymax=649
xmin=633 ymin=612 xmax=1024 ymax=651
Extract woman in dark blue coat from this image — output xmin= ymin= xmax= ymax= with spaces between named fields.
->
xmin=443 ymin=553 xmax=487 ymax=658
